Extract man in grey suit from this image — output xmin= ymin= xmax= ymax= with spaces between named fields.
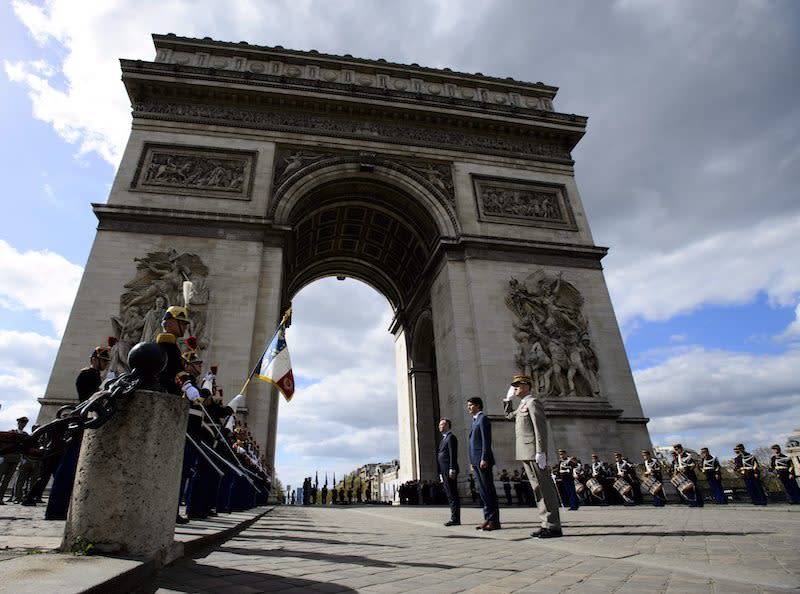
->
xmin=503 ymin=374 xmax=562 ymax=538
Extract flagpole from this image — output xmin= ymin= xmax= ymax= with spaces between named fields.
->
xmin=236 ymin=307 xmax=293 ymax=396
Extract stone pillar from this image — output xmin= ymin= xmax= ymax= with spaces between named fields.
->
xmin=62 ymin=389 xmax=188 ymax=563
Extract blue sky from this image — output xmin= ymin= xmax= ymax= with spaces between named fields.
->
xmin=1 ymin=0 xmax=798 ymax=491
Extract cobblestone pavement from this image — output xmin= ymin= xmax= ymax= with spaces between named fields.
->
xmin=145 ymin=504 xmax=800 ymax=593
xmin=0 ymin=502 xmax=62 ymax=561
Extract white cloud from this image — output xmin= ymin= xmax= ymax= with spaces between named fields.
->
xmin=636 ymin=346 xmax=800 ymax=456
xmin=607 ymin=212 xmax=800 ymax=327
xmin=278 ymin=278 xmax=397 ymax=488
xmin=0 ymin=330 xmax=60 ymax=428
xmin=0 ymin=239 xmax=83 ymax=335
xmin=777 ymin=301 xmax=800 ymax=342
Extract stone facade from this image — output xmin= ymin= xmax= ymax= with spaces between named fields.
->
xmin=38 ymin=34 xmax=651 ymax=487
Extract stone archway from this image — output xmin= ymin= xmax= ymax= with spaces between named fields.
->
xmin=38 ymin=34 xmax=653 ymax=486
xmin=276 ymin=167 xmax=449 ymax=481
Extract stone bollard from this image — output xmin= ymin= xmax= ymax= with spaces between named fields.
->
xmin=62 ymin=389 xmax=188 ymax=563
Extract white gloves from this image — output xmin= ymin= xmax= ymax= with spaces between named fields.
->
xmin=503 ymin=386 xmax=515 ymax=401
xmin=181 ymin=381 xmax=200 ymax=402
xmin=201 ymin=371 xmax=214 ymax=391
xmin=101 ymin=370 xmax=116 ymax=389
xmin=535 ymin=452 xmax=547 ymax=470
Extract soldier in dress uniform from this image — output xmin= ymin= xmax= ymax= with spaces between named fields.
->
xmin=0 ymin=417 xmax=29 ymax=504
xmin=733 ymin=444 xmax=767 ymax=505
xmin=641 ymin=450 xmax=666 ymax=506
xmin=155 ymin=305 xmax=192 ymax=523
xmin=613 ymin=452 xmax=641 ymax=505
xmin=75 ymin=343 xmax=112 ymax=402
xmin=156 ymin=306 xmax=192 ymax=394
xmin=572 ymin=457 xmax=590 ymax=506
xmin=672 ymin=444 xmax=703 ymax=507
xmin=589 ymin=453 xmax=609 ymax=505
xmin=699 ymin=447 xmax=727 ymax=504
xmin=769 ymin=444 xmax=800 ymax=504
xmin=557 ymin=450 xmax=580 ymax=510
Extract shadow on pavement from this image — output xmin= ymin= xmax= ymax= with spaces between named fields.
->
xmin=216 ymin=544 xmax=456 ymax=570
xmin=137 ymin=559 xmax=357 ymax=594
xmin=232 ymin=533 xmax=404 ymax=548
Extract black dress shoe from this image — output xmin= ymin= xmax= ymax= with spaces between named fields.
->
xmin=444 ymin=520 xmax=461 ymax=526
xmin=537 ymin=527 xmax=563 ymax=539
xmin=530 ymin=528 xmax=543 ymax=537
xmin=175 ymin=514 xmax=190 ymax=524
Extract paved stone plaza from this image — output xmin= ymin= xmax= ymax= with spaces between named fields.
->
xmin=140 ymin=504 xmax=799 ymax=593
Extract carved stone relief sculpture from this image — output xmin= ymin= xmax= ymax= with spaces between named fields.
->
xmin=132 ymin=144 xmax=256 ymax=199
xmin=473 ymin=176 xmax=578 ymax=231
xmin=110 ymin=249 xmax=211 ymax=373
xmin=505 ymin=270 xmax=600 ymax=399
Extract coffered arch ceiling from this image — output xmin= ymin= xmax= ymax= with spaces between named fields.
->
xmin=285 ymin=179 xmax=441 ymax=311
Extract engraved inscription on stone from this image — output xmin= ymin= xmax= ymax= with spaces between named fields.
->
xmin=153 ymin=48 xmax=555 ymax=113
xmin=132 ymin=144 xmax=255 ymax=199
xmin=109 ymin=249 xmax=212 ymax=373
xmin=473 ymin=176 xmax=577 ymax=230
xmin=506 ymin=270 xmax=600 ymax=399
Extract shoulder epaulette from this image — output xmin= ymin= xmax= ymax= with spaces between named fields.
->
xmin=156 ymin=333 xmax=177 ymax=344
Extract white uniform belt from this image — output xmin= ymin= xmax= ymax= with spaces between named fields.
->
xmin=188 ymin=409 xmax=203 ymax=417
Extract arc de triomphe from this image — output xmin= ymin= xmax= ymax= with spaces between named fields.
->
xmin=38 ymin=34 xmax=651 ymax=482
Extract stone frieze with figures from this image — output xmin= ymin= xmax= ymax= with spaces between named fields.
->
xmin=131 ymin=143 xmax=256 ymax=200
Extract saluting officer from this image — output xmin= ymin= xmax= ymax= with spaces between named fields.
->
xmin=733 ymin=444 xmax=767 ymax=506
xmin=699 ymin=447 xmax=727 ymax=504
xmin=769 ymin=444 xmax=800 ymax=504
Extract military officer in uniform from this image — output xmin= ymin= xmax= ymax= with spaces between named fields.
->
xmin=733 ymin=444 xmax=767 ymax=505
xmin=769 ymin=444 xmax=800 ymax=504
xmin=503 ymin=374 xmax=562 ymax=538
xmin=699 ymin=447 xmax=727 ymax=504
xmin=557 ymin=449 xmax=580 ymax=510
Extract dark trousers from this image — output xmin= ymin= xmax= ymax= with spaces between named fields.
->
xmin=743 ymin=477 xmax=767 ymax=505
xmin=474 ymin=465 xmax=499 ymax=524
xmin=704 ymin=473 xmax=727 ymax=504
xmin=778 ymin=473 xmax=800 ymax=504
xmin=45 ymin=434 xmax=83 ymax=520
xmin=441 ymin=474 xmax=460 ymax=522
xmin=562 ymin=477 xmax=579 ymax=509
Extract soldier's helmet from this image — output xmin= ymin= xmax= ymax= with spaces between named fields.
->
xmin=163 ymin=306 xmax=190 ymax=324
xmin=93 ymin=346 xmax=112 ymax=360
xmin=182 ymin=350 xmax=203 ymax=365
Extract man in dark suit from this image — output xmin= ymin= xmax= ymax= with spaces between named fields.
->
xmin=437 ymin=418 xmax=461 ymax=526
xmin=467 ymin=397 xmax=500 ymax=530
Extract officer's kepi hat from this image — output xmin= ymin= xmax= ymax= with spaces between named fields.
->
xmin=510 ymin=374 xmax=532 ymax=386
xmin=163 ymin=306 xmax=190 ymax=323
